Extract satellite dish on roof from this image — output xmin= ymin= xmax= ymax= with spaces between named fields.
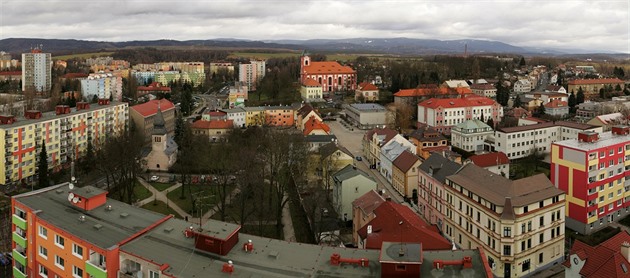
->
xmin=68 ymin=193 xmax=74 ymax=202
xmin=68 ymin=183 xmax=74 ymax=190
xmin=72 ymin=197 xmax=79 ymax=204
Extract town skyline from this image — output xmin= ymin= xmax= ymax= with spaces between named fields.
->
xmin=2 ymin=0 xmax=629 ymax=53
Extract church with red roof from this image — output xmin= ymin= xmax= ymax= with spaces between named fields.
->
xmin=300 ymin=55 xmax=356 ymax=93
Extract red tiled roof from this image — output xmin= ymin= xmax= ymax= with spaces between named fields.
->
xmin=358 ymin=82 xmax=378 ymax=91
xmin=469 ymin=83 xmax=496 ymax=90
xmin=521 ymin=117 xmax=548 ymax=123
xmin=62 ymin=73 xmax=89 ymax=79
xmin=392 ymin=150 xmax=420 ymax=173
xmin=544 ymin=99 xmax=568 ymax=108
xmin=205 ymin=111 xmax=227 ymax=117
xmin=303 ymin=116 xmax=330 ymax=135
xmin=469 ymin=152 xmax=509 ymax=167
xmin=351 ymin=190 xmax=386 ymax=217
xmin=569 ymin=78 xmax=624 ymax=85
xmin=394 ymin=87 xmax=472 ymax=97
xmin=566 ymin=230 xmax=630 ymax=278
xmin=0 ymin=71 xmax=21 ymax=76
xmin=418 ymin=95 xmax=498 ymax=109
xmin=364 ymin=127 xmax=398 ymax=143
xmin=191 ymin=119 xmax=234 ymax=129
xmin=130 ymin=99 xmax=175 ymax=117
xmin=302 ymin=78 xmax=321 ymax=87
xmin=302 ymin=61 xmax=356 ymax=75
xmin=357 ymin=201 xmax=451 ymax=250
xmin=546 ymin=85 xmax=563 ymax=91
xmin=137 ymin=82 xmax=171 ymax=92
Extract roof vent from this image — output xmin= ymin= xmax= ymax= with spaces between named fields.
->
xmin=163 ymin=227 xmax=174 ymax=233
xmin=93 ymin=224 xmax=103 ymax=230
xmin=120 ymin=212 xmax=129 ymax=218
xmin=105 ymin=205 xmax=113 ymax=211
xmin=55 ymin=189 xmax=64 ymax=194
xmin=268 ymin=250 xmax=279 ymax=259
xmin=79 ymin=215 xmax=86 ymax=222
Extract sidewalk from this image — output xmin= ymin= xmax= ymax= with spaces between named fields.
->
xmin=282 ymin=193 xmax=296 ymax=241
xmin=136 ymin=178 xmax=192 ymax=220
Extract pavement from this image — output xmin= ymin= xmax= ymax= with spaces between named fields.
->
xmin=282 ymin=193 xmax=296 ymax=242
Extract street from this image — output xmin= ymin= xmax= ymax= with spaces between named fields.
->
xmin=327 ymin=121 xmax=405 ymax=204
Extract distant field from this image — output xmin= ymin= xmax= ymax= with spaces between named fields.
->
xmin=52 ymin=52 xmax=114 ymax=60
xmin=228 ymin=52 xmax=301 ymax=60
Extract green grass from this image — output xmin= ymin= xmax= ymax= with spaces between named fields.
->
xmin=227 ymin=52 xmax=301 ymax=60
xmin=149 ymin=182 xmax=175 ymax=192
xmin=567 ymin=226 xmax=621 ymax=246
xmin=167 ymin=184 xmax=235 ymax=214
xmin=52 ymin=52 xmax=114 ymax=60
xmin=241 ymin=224 xmax=284 ymax=240
xmin=141 ymin=201 xmax=183 ymax=219
xmin=133 ymin=181 xmax=153 ymax=201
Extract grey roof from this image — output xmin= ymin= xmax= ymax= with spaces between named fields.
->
xmin=152 ymin=104 xmax=167 ymax=135
xmin=243 ymin=107 xmax=265 ymax=112
xmin=349 ymin=103 xmax=386 ymax=112
xmin=71 ymin=186 xmax=107 ymax=199
xmin=333 ymin=164 xmax=376 ymax=184
xmin=220 ymin=107 xmax=245 ymax=114
xmin=305 ymin=134 xmax=337 ymax=143
xmin=379 ymin=242 xmax=422 ymax=263
xmin=319 ymin=142 xmax=353 ymax=158
xmin=0 ymin=102 xmax=127 ymax=129
xmin=555 ymin=130 xmax=630 ymax=151
xmin=121 ymin=217 xmax=382 ymax=277
xmin=418 ymin=153 xmax=462 ymax=183
xmin=164 ymin=136 xmax=178 ymax=155
xmin=15 ymin=184 xmax=167 ymax=249
xmin=453 ymin=119 xmax=491 ymax=131
xmin=421 ymin=248 xmax=491 ymax=277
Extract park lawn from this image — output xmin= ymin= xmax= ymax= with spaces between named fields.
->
xmin=241 ymin=224 xmax=284 ymax=240
xmin=133 ymin=181 xmax=152 ymax=201
xmin=149 ymin=182 xmax=174 ymax=192
xmin=227 ymin=52 xmax=300 ymax=60
xmin=167 ymin=184 xmax=235 ymax=215
xmin=52 ymin=52 xmax=114 ymax=60
xmin=141 ymin=201 xmax=183 ymax=219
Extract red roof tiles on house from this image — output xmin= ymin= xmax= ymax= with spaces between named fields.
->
xmin=303 ymin=116 xmax=330 ymax=135
xmin=469 ymin=152 xmax=509 ymax=168
xmin=358 ymin=82 xmax=378 ymax=91
xmin=544 ymin=99 xmax=568 ymax=108
xmin=392 ymin=150 xmax=420 ymax=173
xmin=565 ymin=230 xmax=630 ymax=277
xmin=418 ymin=95 xmax=498 ymax=109
xmin=357 ymin=201 xmax=451 ymax=250
xmin=568 ymin=78 xmax=624 ymax=85
xmin=191 ymin=119 xmax=234 ymax=129
xmin=0 ymin=71 xmax=21 ymax=76
xmin=137 ymin=82 xmax=171 ymax=92
xmin=352 ymin=190 xmax=386 ymax=217
xmin=394 ymin=87 xmax=472 ymax=97
xmin=302 ymin=78 xmax=321 ymax=87
xmin=130 ymin=99 xmax=175 ymax=117
xmin=302 ymin=61 xmax=356 ymax=75
xmin=469 ymin=83 xmax=496 ymax=90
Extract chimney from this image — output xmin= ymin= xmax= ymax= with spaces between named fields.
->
xmin=612 ymin=125 xmax=630 ymax=136
xmin=24 ymin=110 xmax=42 ymax=119
xmin=578 ymin=131 xmax=599 ymax=143
xmin=367 ymin=225 xmax=373 ymax=235
xmin=622 ymin=242 xmax=630 ymax=262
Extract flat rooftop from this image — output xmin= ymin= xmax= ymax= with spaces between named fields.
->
xmin=421 ymin=248 xmax=491 ymax=277
xmin=554 ymin=131 xmax=630 ymax=151
xmin=121 ymin=217 xmax=382 ymax=277
xmin=0 ymin=101 xmax=127 ymax=129
xmin=349 ymin=103 xmax=386 ymax=112
xmin=14 ymin=184 xmax=168 ymax=250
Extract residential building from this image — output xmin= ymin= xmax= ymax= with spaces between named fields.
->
xmin=494 ymin=121 xmax=602 ymax=160
xmin=418 ymin=153 xmax=462 ymax=231
xmin=351 ymin=190 xmax=386 ymax=246
xmin=137 ymin=82 xmax=171 ymax=97
xmin=243 ymin=107 xmax=266 ymax=127
xmin=343 ymin=103 xmax=389 ymax=130
xmin=362 ymin=127 xmax=397 ymax=167
xmin=220 ymin=107 xmax=246 ymax=128
xmin=129 ymin=99 xmax=176 ymax=142
xmin=190 ymin=119 xmax=233 ymax=142
xmin=451 ymin=119 xmax=493 ymax=153
xmin=417 ymin=95 xmax=503 ymax=134
xmin=0 ymin=71 xmax=22 ymax=82
xmin=144 ymin=105 xmax=177 ymax=171
xmin=587 ymin=112 xmax=626 ymax=131
xmin=228 ymin=83 xmax=248 ymax=108
xmin=305 ymin=134 xmax=337 ymax=152
xmin=320 ymin=142 xmax=354 ymax=188
xmin=467 ymin=152 xmax=510 ymax=176
xmin=132 ymin=62 xmax=204 ymax=73
xmin=394 ymin=86 xmax=471 ymax=117
xmin=443 ymin=163 xmax=566 ymax=277
xmin=264 ymin=106 xmax=295 ymax=127
xmin=513 ymin=79 xmax=532 ymax=93
xmin=355 ymin=82 xmax=379 ymax=102
xmin=523 ymin=92 xmax=568 ymax=104
xmin=564 ymin=230 xmax=630 ymax=277
xmin=545 ymin=85 xmax=567 ymax=94
xmin=202 ymin=110 xmax=227 ymax=121
xmin=10 ymin=182 xmax=493 ymax=278
xmin=392 ymin=150 xmax=421 ymax=198
xmin=21 ymin=48 xmax=51 ymax=92
xmin=356 ymin=201 xmax=452 ymax=250
xmin=303 ymin=116 xmax=330 ymax=136
xmin=209 ymin=62 xmax=234 ymax=75
xmin=300 ymin=55 xmax=356 ymax=93
xmin=442 ymin=80 xmax=470 ymax=89
xmin=408 ymin=126 xmax=448 ymax=160
xmin=568 ymin=78 xmax=625 ymax=100
xmin=544 ymin=100 xmax=570 ymax=117
xmin=0 ymin=51 xmax=19 ymax=70
xmin=300 ymin=78 xmax=324 ymax=101
xmin=0 ymin=100 xmax=127 ymax=186
xmin=379 ymin=140 xmax=411 ymax=184
xmin=551 ymin=127 xmax=630 ymax=234
xmin=80 ymin=73 xmax=122 ymax=101
xmin=470 ymin=83 xmax=497 ymax=98
xmin=239 ymin=60 xmax=266 ymax=91
xmin=296 ymin=104 xmax=322 ymax=130
xmin=332 ymin=164 xmax=377 ymax=221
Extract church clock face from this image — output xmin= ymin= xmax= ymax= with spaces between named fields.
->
xmin=573 ymin=257 xmax=579 ymax=265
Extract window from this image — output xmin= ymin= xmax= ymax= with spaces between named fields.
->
xmin=55 ymin=235 xmax=65 ymax=248
xmin=73 ymin=244 xmax=83 ymax=258
xmin=39 ymin=246 xmax=48 ymax=259
xmin=503 ymin=245 xmax=511 ymax=256
xmin=539 ymin=216 xmax=544 ymax=227
xmin=55 ymin=255 xmax=65 ymax=270
xmin=72 ymin=266 xmax=83 ymax=278
xmin=503 ymin=227 xmax=512 ymax=237
xmin=539 ymin=253 xmax=544 ymax=263
xmin=39 ymin=225 xmax=48 ymax=239
xmin=395 ymin=264 xmax=407 ymax=271
xmin=39 ymin=265 xmax=48 ymax=278
xmin=522 ymin=259 xmax=531 ymax=271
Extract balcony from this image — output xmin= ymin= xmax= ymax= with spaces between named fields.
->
xmin=86 ymin=260 xmax=107 ymax=278
xmin=118 ymin=272 xmax=138 ymax=278
xmin=12 ymin=249 xmax=26 ymax=266
xmin=12 ymin=232 xmax=26 ymax=248
xmin=12 ymin=214 xmax=26 ymax=230
xmin=13 ymin=266 xmax=27 ymax=278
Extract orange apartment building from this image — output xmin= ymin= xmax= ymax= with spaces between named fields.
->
xmin=264 ymin=106 xmax=295 ymax=127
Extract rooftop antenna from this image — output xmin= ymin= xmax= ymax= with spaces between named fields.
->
xmin=398 ymin=220 xmax=405 ymax=257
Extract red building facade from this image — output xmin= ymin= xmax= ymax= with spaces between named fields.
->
xmin=300 ymin=55 xmax=356 ymax=93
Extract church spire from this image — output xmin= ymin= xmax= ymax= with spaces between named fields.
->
xmin=152 ymin=100 xmax=167 ymax=135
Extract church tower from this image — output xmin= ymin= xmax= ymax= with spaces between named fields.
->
xmin=152 ymin=101 xmax=167 ymax=153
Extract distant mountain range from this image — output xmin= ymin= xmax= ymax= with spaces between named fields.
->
xmin=1 ymin=37 xmax=627 ymax=57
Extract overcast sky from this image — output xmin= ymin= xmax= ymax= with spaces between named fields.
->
xmin=1 ymin=0 xmax=629 ymax=53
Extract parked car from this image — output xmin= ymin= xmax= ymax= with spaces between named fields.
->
xmin=150 ymin=175 xmax=159 ymax=182
xmin=355 ymin=156 xmax=362 ymax=161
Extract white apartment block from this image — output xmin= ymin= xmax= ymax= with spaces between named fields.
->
xmin=513 ymin=79 xmax=532 ymax=94
xmin=451 ymin=119 xmax=493 ymax=153
xmin=443 ymin=164 xmax=565 ymax=278
xmin=80 ymin=73 xmax=122 ymax=101
xmin=221 ymin=107 xmax=246 ymax=128
xmin=418 ymin=96 xmax=503 ymax=134
xmin=239 ymin=60 xmax=266 ymax=92
xmin=22 ymin=50 xmax=51 ymax=92
xmin=494 ymin=121 xmax=603 ymax=160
